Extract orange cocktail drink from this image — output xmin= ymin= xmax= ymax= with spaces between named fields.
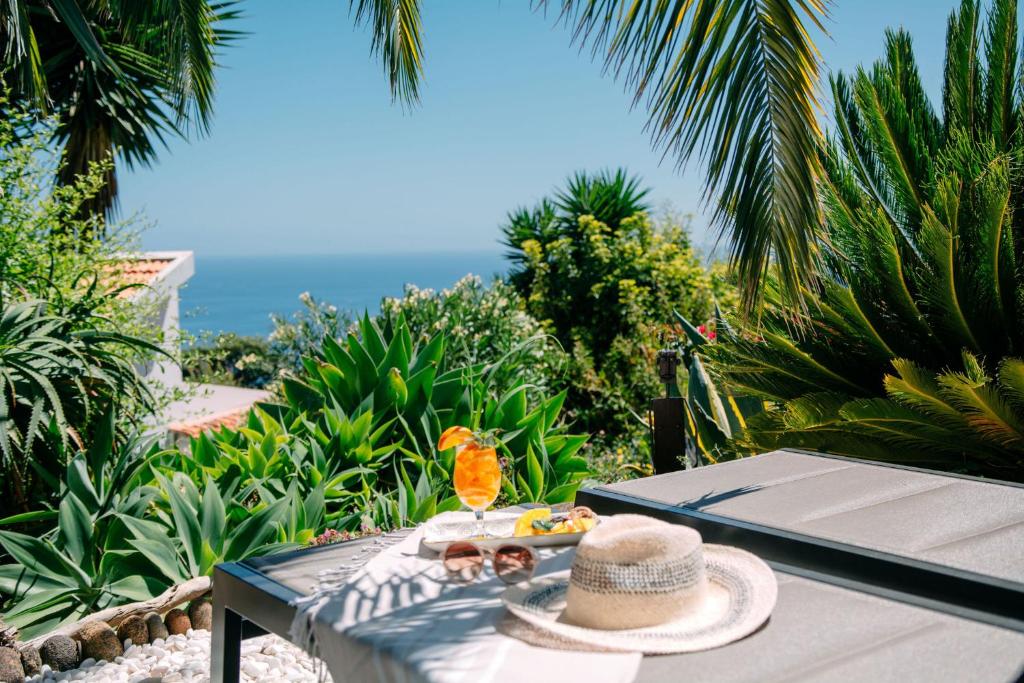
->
xmin=454 ymin=444 xmax=501 ymax=511
xmin=439 ymin=425 xmax=503 ymax=536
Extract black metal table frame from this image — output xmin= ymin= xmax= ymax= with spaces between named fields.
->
xmin=210 ymin=451 xmax=1024 ymax=682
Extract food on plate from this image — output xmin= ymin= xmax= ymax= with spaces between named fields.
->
xmin=513 ymin=506 xmax=597 ymax=537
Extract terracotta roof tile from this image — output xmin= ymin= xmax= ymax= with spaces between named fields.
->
xmin=168 ymin=406 xmax=252 ymax=439
xmin=103 ymin=258 xmax=175 ymax=297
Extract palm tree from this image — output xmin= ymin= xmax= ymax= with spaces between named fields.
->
xmin=699 ymin=0 xmax=1024 ymax=481
xmin=1 ymin=1 xmax=241 ymax=222
xmin=350 ymin=0 xmax=830 ymax=309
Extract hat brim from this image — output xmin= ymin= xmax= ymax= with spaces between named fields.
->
xmin=500 ymin=544 xmax=777 ymax=655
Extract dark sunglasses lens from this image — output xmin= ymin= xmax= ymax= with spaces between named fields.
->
xmin=443 ymin=542 xmax=484 ymax=582
xmin=493 ymin=545 xmax=536 ymax=584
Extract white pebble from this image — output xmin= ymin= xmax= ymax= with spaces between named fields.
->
xmin=22 ymin=631 xmax=326 ymax=683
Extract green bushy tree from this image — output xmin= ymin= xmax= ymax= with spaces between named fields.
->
xmin=0 ymin=98 xmax=140 ymax=304
xmin=503 ymin=170 xmax=727 ymax=466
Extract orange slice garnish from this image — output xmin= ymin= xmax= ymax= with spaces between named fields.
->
xmin=437 ymin=425 xmax=474 ymax=451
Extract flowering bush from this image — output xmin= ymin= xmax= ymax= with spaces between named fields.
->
xmin=269 ymin=291 xmax=353 ymax=375
xmin=378 ymin=276 xmax=564 ymax=397
xmin=308 ymin=526 xmax=381 ymax=547
xmin=182 ymin=332 xmax=283 ymax=389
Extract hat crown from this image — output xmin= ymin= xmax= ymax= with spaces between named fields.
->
xmin=564 ymin=515 xmax=709 ymax=630
xmin=575 ymin=514 xmax=703 ymax=563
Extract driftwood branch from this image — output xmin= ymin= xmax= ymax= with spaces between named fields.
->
xmin=26 ymin=576 xmax=211 ymax=648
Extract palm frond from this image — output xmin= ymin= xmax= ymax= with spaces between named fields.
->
xmin=936 ymin=351 xmax=1024 ymax=448
xmin=541 ymin=0 xmax=829 ymax=311
xmin=915 ymin=202 xmax=982 ymax=353
xmin=0 ymin=0 xmax=48 ymax=107
xmin=831 ymin=73 xmax=903 ymax=229
xmin=2 ymin=1 xmax=241 ymax=220
xmin=982 ymin=0 xmax=1018 ymax=147
xmin=943 ymin=0 xmax=982 ymax=135
xmin=109 ymin=0 xmax=243 ymax=134
xmin=351 ymin=0 xmax=425 ymax=105
xmin=850 ymin=32 xmax=940 ymax=233
xmin=554 ymin=169 xmax=649 ymax=231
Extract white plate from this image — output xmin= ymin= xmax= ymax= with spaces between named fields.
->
xmin=421 ymin=511 xmax=593 ymax=552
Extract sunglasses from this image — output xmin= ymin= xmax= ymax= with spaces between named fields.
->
xmin=441 ymin=541 xmax=538 ymax=584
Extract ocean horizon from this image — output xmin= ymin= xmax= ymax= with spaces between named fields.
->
xmin=180 ymin=251 xmax=509 ymax=338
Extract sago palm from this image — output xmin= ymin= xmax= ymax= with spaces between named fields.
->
xmin=351 ymin=0 xmax=829 ymax=309
xmin=0 ymin=1 xmax=241 ymax=221
xmin=703 ymin=0 xmax=1024 ymax=481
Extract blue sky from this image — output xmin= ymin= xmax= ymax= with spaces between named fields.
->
xmin=122 ymin=0 xmax=954 ymax=257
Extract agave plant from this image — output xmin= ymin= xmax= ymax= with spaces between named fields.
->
xmin=279 ymin=313 xmax=592 ymax=525
xmin=704 ymin=0 xmax=1024 ymax=481
xmin=0 ymin=289 xmax=161 ymax=516
xmin=0 ymin=425 xmax=167 ymax=639
xmin=0 ymin=419 xmax=320 ymax=639
xmin=123 ymin=471 xmax=316 ymax=587
xmin=673 ymin=312 xmax=764 ymax=467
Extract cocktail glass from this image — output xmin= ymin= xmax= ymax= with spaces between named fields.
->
xmin=453 ymin=443 xmax=501 ymax=537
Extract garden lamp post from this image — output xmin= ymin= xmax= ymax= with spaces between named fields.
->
xmin=651 ymin=344 xmax=687 ymax=474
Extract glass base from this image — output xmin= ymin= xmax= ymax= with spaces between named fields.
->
xmin=472 ymin=510 xmax=492 ymax=538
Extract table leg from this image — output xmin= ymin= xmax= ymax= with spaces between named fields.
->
xmin=211 ymin=594 xmax=242 ymax=683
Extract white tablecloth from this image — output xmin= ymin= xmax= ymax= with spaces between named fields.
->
xmin=302 ymin=518 xmax=642 ymax=682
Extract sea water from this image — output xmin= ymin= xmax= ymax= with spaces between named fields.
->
xmin=181 ymin=251 xmax=508 ymax=338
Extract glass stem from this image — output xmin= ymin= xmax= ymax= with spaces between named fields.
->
xmin=475 ymin=509 xmax=485 ymax=537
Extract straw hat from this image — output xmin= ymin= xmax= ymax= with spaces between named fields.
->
xmin=500 ymin=514 xmax=776 ymax=654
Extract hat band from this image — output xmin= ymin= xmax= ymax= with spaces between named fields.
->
xmin=569 ymin=547 xmax=706 ymax=595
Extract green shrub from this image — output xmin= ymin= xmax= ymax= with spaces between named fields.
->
xmin=705 ymin=0 xmax=1024 ymax=481
xmin=184 ymin=292 xmax=354 ymax=391
xmin=502 ymin=169 xmax=725 ymax=463
xmin=0 ymin=97 xmax=170 ymax=517
xmin=0 ymin=97 xmax=153 ymax=337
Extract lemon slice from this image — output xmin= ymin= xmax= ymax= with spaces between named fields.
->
xmin=514 ymin=508 xmax=551 ymax=537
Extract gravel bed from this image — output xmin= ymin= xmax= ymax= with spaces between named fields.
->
xmin=26 ymin=630 xmax=328 ymax=682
